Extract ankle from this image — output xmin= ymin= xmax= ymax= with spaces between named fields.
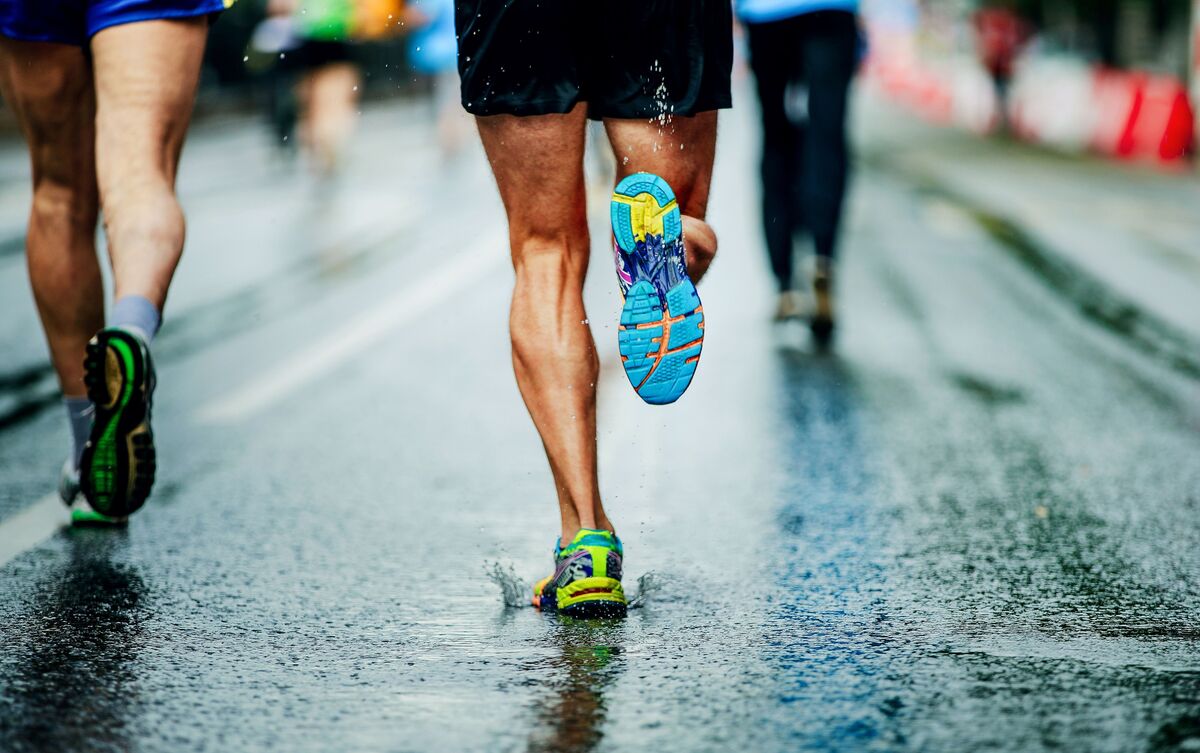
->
xmin=559 ymin=523 xmax=616 ymax=548
xmin=110 ymin=295 xmax=161 ymax=343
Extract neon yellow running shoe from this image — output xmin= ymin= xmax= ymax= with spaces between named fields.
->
xmin=532 ymin=529 xmax=627 ymax=619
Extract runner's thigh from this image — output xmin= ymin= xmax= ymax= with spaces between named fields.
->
xmin=90 ymin=18 xmax=208 ymax=187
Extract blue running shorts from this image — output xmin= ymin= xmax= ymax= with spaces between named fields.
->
xmin=0 ymin=0 xmax=231 ymax=46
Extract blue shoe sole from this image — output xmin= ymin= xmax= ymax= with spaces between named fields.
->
xmin=612 ymin=173 xmax=704 ymax=405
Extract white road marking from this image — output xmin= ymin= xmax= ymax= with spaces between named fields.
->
xmin=0 ymin=494 xmax=67 ymax=569
xmin=196 ymin=229 xmax=508 ymax=423
xmin=0 ymin=229 xmax=507 ymax=569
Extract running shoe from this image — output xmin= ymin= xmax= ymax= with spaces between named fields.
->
xmin=611 ymin=173 xmax=704 ymax=405
xmin=79 ymin=327 xmax=156 ymax=518
xmin=811 ymin=258 xmax=835 ymax=347
xmin=774 ymin=290 xmax=806 ymax=322
xmin=59 ymin=458 xmax=129 ymax=526
xmin=533 ymin=528 xmax=627 ymax=619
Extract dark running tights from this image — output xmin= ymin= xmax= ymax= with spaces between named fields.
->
xmin=747 ymin=10 xmax=857 ymax=291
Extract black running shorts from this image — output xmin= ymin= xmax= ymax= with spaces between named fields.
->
xmin=455 ymin=0 xmax=733 ymax=120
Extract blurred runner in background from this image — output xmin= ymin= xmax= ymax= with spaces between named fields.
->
xmin=739 ymin=0 xmax=859 ymax=344
xmin=247 ymin=3 xmax=303 ymax=153
xmin=457 ymin=0 xmax=731 ymax=619
xmin=268 ymin=0 xmax=399 ymax=177
xmin=404 ymin=0 xmax=467 ymax=157
xmin=972 ymin=3 xmax=1030 ymax=132
xmin=279 ymin=0 xmax=361 ymax=177
xmin=0 ymin=0 xmax=231 ymax=523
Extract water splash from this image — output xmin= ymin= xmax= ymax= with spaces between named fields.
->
xmin=648 ymin=59 xmax=673 ymax=148
xmin=486 ymin=561 xmax=530 ymax=608
xmin=487 ymin=563 xmax=663 ymax=611
xmin=627 ymin=572 xmax=665 ymax=609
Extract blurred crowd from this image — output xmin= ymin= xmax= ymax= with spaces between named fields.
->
xmin=186 ymin=0 xmax=1197 ymax=170
xmin=210 ymin=0 xmax=464 ymax=174
xmin=862 ymin=0 xmax=1196 ymax=163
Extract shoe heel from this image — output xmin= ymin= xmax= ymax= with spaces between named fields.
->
xmin=557 ymin=577 xmax=627 ymax=619
xmin=611 ymin=173 xmax=681 ymax=253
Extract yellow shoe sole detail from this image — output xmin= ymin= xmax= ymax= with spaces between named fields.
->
xmin=557 ymin=577 xmax=626 ymax=610
xmin=612 ymin=192 xmax=678 ymax=243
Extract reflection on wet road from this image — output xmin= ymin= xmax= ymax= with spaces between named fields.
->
xmin=2 ymin=531 xmax=147 ymax=751
xmin=763 ymin=351 xmax=896 ymax=748
xmin=525 ymin=623 xmax=625 ymax=753
xmin=1 ymin=99 xmax=1198 ymax=752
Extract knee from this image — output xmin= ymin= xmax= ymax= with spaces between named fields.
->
xmin=510 ymin=222 xmax=588 ymax=281
xmin=19 ymin=73 xmax=91 ymax=141
xmin=100 ymin=185 xmax=183 ymax=249
xmin=30 ymin=179 xmax=98 ymax=236
xmin=96 ymin=111 xmax=190 ymax=199
xmin=683 ymin=215 xmax=717 ymax=261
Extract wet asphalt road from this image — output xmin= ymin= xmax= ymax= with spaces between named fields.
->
xmin=1 ymin=94 xmax=1199 ymax=753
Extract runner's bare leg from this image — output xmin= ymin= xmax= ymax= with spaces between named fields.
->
xmin=476 ymin=104 xmax=614 ymax=546
xmin=0 ymin=39 xmax=102 ymax=398
xmin=91 ymin=18 xmax=208 ymax=310
xmin=605 ymin=112 xmax=719 ymax=282
xmin=299 ymin=61 xmax=361 ymax=176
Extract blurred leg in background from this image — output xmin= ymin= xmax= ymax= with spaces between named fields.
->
xmin=296 ymin=50 xmax=360 ymax=177
xmin=405 ymin=0 xmax=469 ymax=158
xmin=746 ymin=19 xmax=803 ymax=318
xmin=290 ymin=0 xmax=361 ymax=180
xmin=801 ymin=10 xmax=856 ymax=345
xmin=745 ymin=7 xmax=858 ymax=344
xmin=291 ymin=0 xmax=360 ymax=177
xmin=248 ymin=0 xmax=304 ymax=155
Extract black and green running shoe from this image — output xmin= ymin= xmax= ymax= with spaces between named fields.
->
xmin=59 ymin=458 xmax=129 ymax=526
xmin=79 ymin=327 xmax=156 ymax=518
